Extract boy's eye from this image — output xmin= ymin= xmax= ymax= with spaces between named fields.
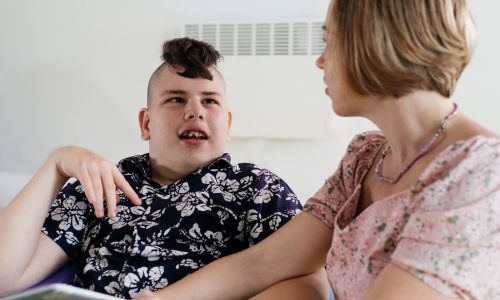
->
xmin=202 ymin=98 xmax=219 ymax=105
xmin=167 ymin=97 xmax=185 ymax=104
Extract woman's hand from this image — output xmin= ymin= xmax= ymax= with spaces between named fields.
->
xmin=51 ymin=146 xmax=141 ymax=218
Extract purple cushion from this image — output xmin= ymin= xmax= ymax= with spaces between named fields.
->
xmin=29 ymin=263 xmax=78 ymax=289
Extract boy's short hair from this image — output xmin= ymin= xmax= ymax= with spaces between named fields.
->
xmin=330 ymin=0 xmax=477 ymax=98
xmin=147 ymin=37 xmax=223 ymax=105
xmin=161 ymin=37 xmax=222 ymax=80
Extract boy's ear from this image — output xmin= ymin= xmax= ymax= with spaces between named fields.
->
xmin=226 ymin=111 xmax=233 ymax=142
xmin=138 ymin=108 xmax=151 ymax=141
xmin=227 ymin=111 xmax=233 ymax=129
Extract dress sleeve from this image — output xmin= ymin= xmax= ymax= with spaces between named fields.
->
xmin=244 ymin=168 xmax=302 ymax=246
xmin=42 ymin=178 xmax=93 ymax=261
xmin=391 ymin=139 xmax=500 ymax=299
xmin=304 ymin=132 xmax=385 ymax=229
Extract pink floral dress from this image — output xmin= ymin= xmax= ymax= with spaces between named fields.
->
xmin=304 ymin=132 xmax=500 ymax=300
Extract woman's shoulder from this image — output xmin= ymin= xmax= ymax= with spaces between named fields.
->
xmin=420 ymin=135 xmax=500 ymax=179
xmin=413 ymin=135 xmax=500 ymax=211
xmin=344 ymin=131 xmax=386 ymax=160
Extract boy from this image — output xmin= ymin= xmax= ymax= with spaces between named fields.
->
xmin=0 ymin=38 xmax=329 ymax=299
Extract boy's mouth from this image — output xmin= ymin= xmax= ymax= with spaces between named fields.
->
xmin=179 ymin=130 xmax=208 ymax=140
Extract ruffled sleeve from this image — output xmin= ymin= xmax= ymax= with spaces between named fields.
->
xmin=391 ymin=137 xmax=500 ymax=299
xmin=304 ymin=132 xmax=385 ymax=229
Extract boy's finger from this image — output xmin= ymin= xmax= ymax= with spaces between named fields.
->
xmin=113 ymin=168 xmax=141 ymax=205
xmin=79 ymin=168 xmax=96 ymax=205
xmin=102 ymin=172 xmax=117 ymax=218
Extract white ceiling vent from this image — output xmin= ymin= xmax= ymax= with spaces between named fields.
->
xmin=180 ymin=21 xmax=332 ymax=139
xmin=183 ymin=21 xmax=325 ymax=56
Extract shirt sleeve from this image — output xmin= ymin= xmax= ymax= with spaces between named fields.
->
xmin=304 ymin=132 xmax=385 ymax=229
xmin=244 ymin=168 xmax=302 ymax=246
xmin=391 ymin=139 xmax=500 ymax=299
xmin=42 ymin=178 xmax=93 ymax=261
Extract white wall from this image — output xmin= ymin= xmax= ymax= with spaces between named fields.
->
xmin=0 ymin=0 xmax=499 ymax=205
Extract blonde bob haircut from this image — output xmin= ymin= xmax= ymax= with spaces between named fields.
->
xmin=330 ymin=0 xmax=477 ymax=98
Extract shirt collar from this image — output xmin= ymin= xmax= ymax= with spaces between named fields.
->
xmin=125 ymin=153 xmax=233 ymax=182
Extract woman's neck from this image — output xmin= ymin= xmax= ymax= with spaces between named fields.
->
xmin=363 ymin=91 xmax=455 ymax=169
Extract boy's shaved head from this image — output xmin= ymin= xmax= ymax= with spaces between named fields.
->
xmin=147 ymin=38 xmax=223 ymax=106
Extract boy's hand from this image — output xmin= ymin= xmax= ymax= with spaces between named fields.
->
xmin=50 ymin=146 xmax=141 ymax=218
xmin=133 ymin=290 xmax=161 ymax=300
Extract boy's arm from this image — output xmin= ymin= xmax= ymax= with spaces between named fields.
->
xmin=0 ymin=146 xmax=140 ymax=296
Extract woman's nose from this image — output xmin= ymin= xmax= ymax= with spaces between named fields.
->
xmin=316 ymin=53 xmax=324 ymax=69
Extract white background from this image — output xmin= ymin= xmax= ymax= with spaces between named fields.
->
xmin=0 ymin=0 xmax=499 ymax=205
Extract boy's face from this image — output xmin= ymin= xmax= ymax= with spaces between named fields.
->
xmin=140 ymin=64 xmax=232 ymax=175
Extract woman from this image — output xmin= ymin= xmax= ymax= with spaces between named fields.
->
xmin=141 ymin=0 xmax=500 ymax=299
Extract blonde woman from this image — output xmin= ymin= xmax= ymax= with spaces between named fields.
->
xmin=140 ymin=0 xmax=499 ymax=299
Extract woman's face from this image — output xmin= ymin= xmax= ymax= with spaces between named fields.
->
xmin=315 ymin=3 xmax=366 ymax=117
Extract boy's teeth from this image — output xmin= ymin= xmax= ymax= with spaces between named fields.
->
xmin=183 ymin=130 xmax=206 ymax=138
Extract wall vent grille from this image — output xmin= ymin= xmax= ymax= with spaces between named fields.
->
xmin=183 ymin=21 xmax=324 ymax=56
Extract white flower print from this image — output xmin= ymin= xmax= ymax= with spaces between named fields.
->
xmin=176 ymin=258 xmax=201 ymax=270
xmin=65 ymin=231 xmax=79 ymax=245
xmin=123 ymin=266 xmax=168 ymax=297
xmin=253 ymin=189 xmax=273 ymax=204
xmin=246 ymin=209 xmax=260 ymax=222
xmin=249 ymin=223 xmax=263 ymax=239
xmin=175 ymin=192 xmax=210 ymax=217
xmin=108 ymin=205 xmax=133 ymax=230
xmin=109 ymin=234 xmax=132 ymax=254
xmin=104 ymin=281 xmax=122 ymax=297
xmin=217 ymin=210 xmax=230 ymax=224
xmin=269 ymin=183 xmax=284 ymax=194
xmin=83 ymin=246 xmax=111 ymax=274
xmin=202 ymin=173 xmax=223 ymax=194
xmin=269 ymin=215 xmax=282 ymax=231
xmin=171 ymin=182 xmax=190 ymax=196
xmin=221 ymin=178 xmax=240 ymax=193
xmin=201 ymin=173 xmax=217 ymax=185
xmin=222 ymin=191 xmax=236 ymax=202
xmin=251 ymin=169 xmax=263 ymax=177
xmin=75 ymin=183 xmax=84 ymax=193
xmin=139 ymin=184 xmax=155 ymax=196
xmin=185 ymin=223 xmax=224 ymax=257
xmin=50 ymin=196 xmax=87 ymax=231
xmin=239 ymin=176 xmax=252 ymax=189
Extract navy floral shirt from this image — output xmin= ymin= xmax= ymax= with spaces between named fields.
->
xmin=42 ymin=153 xmax=301 ymax=298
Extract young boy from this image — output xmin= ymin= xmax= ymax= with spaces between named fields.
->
xmin=0 ymin=38 xmax=329 ymax=299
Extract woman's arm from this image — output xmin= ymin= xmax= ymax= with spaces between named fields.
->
xmin=149 ymin=212 xmax=333 ymax=300
xmin=365 ymin=263 xmax=458 ymax=300
xmin=250 ymin=269 xmax=330 ymax=300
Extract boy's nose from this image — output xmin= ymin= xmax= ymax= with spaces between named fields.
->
xmin=184 ymin=102 xmax=204 ymax=120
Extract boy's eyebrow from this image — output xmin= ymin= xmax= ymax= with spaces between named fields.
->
xmin=162 ymin=89 xmax=187 ymax=95
xmin=161 ymin=89 xmax=222 ymax=96
xmin=201 ymin=91 xmax=222 ymax=96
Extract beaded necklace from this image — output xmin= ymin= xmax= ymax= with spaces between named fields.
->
xmin=375 ymin=102 xmax=460 ymax=184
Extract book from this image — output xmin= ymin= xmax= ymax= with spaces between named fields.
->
xmin=0 ymin=283 xmax=121 ymax=300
